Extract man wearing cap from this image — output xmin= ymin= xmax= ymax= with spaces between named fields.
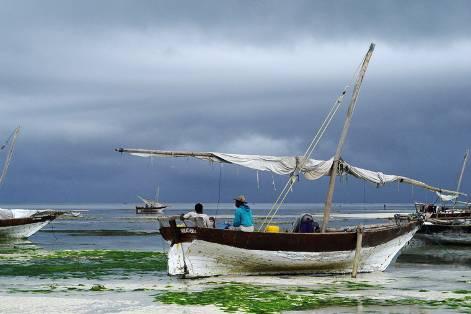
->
xmin=232 ymin=195 xmax=254 ymax=232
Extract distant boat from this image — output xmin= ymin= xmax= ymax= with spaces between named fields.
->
xmin=135 ymin=186 xmax=167 ymax=214
xmin=415 ymin=149 xmax=471 ymax=242
xmin=0 ymin=127 xmax=64 ymax=239
xmin=0 ymin=208 xmax=63 ymax=239
xmin=415 ymin=202 xmax=471 ymax=244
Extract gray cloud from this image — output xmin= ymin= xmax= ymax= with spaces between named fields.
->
xmin=0 ymin=1 xmax=470 ymax=204
xmin=2 ymin=1 xmax=471 ymax=44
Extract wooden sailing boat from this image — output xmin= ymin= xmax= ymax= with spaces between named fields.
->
xmin=416 ymin=149 xmax=470 ymax=218
xmin=116 ymin=44 xmax=462 ymax=277
xmin=136 ymin=185 xmax=168 ymax=214
xmin=0 ymin=127 xmax=63 ymax=239
xmin=415 ymin=149 xmax=471 ymax=242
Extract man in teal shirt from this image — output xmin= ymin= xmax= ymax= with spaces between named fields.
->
xmin=232 ymin=195 xmax=254 ymax=232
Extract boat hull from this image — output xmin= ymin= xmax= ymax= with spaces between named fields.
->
xmin=416 ymin=222 xmax=471 ymax=245
xmin=135 ymin=206 xmax=166 ymax=214
xmin=161 ymin=221 xmax=419 ymax=277
xmin=0 ymin=214 xmax=59 ymax=239
xmin=0 ymin=220 xmax=52 ymax=239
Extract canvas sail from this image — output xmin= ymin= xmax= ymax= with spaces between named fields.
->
xmin=116 ymin=148 xmax=463 ymax=198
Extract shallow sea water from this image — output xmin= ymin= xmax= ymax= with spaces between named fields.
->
xmin=0 ymin=203 xmax=469 ymax=313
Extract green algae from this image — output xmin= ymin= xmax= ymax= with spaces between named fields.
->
xmin=9 ymin=288 xmax=55 ymax=294
xmin=291 ymin=286 xmax=338 ymax=294
xmin=133 ymin=288 xmax=154 ymax=292
xmin=8 ymin=284 xmax=111 ymax=294
xmin=40 ymin=229 xmax=159 ymax=237
xmin=90 ymin=284 xmax=107 ymax=291
xmin=8 ymin=284 xmax=58 ymax=294
xmin=155 ymin=283 xmax=352 ymax=313
xmin=0 ymin=248 xmax=167 ymax=279
xmin=335 ymin=280 xmax=382 ymax=291
xmin=154 ymin=283 xmax=471 ymax=314
xmin=453 ymin=290 xmax=470 ymax=294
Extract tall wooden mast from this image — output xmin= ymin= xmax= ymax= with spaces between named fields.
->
xmin=321 ymin=43 xmax=375 ymax=232
xmin=456 ymin=149 xmax=469 ymax=193
xmin=453 ymin=149 xmax=469 ymax=207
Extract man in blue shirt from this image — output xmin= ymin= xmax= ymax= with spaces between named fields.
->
xmin=232 ymin=195 xmax=254 ymax=232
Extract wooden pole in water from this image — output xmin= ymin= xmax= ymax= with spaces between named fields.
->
xmin=321 ymin=43 xmax=375 ymax=233
xmin=351 ymin=226 xmax=364 ymax=278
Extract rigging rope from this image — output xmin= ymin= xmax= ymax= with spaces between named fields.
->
xmin=0 ymin=127 xmax=20 ymax=187
xmin=259 ymin=56 xmax=366 ymax=230
xmin=258 ymin=87 xmax=349 ymax=231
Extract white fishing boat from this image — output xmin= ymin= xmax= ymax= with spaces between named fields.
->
xmin=136 ymin=186 xmax=167 ymax=214
xmin=116 ymin=43 xmax=461 ymax=277
xmin=0 ymin=127 xmax=65 ymax=239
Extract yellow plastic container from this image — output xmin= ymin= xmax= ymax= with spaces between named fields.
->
xmin=265 ymin=225 xmax=280 ymax=233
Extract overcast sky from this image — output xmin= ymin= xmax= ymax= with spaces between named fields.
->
xmin=0 ymin=0 xmax=470 ymax=204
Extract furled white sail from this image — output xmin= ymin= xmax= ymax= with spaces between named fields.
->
xmin=116 ymin=148 xmax=463 ymax=197
xmin=211 ymin=153 xmax=298 ymax=175
xmin=435 ymin=192 xmax=459 ymax=202
xmin=212 ymin=153 xmax=335 ymax=180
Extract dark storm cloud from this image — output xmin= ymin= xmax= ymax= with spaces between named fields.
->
xmin=0 ymin=1 xmax=470 ymax=204
xmin=2 ymin=0 xmax=471 ymax=44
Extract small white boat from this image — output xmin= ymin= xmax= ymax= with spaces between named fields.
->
xmin=135 ymin=186 xmax=168 ymax=214
xmin=0 ymin=208 xmax=62 ymax=239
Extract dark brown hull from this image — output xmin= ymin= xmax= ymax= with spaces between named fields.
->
xmin=136 ymin=206 xmax=167 ymax=210
xmin=160 ymin=220 xmax=419 ymax=253
xmin=428 ymin=212 xmax=471 ymax=220
xmin=0 ymin=213 xmax=61 ymax=239
xmin=0 ymin=214 xmax=59 ymax=228
xmin=418 ymin=223 xmax=471 ymax=234
xmin=135 ymin=206 xmax=166 ymax=214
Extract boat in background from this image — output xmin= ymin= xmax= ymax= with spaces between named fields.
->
xmin=415 ymin=202 xmax=471 ymax=220
xmin=414 ymin=149 xmax=471 ymax=244
xmin=135 ymin=185 xmax=167 ymax=214
xmin=415 ymin=202 xmax=471 ymax=245
xmin=0 ymin=127 xmax=69 ymax=239
xmin=135 ymin=196 xmax=167 ymax=214
xmin=0 ymin=208 xmax=63 ymax=239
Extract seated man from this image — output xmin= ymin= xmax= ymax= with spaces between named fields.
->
xmin=231 ymin=195 xmax=254 ymax=232
xmin=181 ymin=203 xmax=212 ymax=228
xmin=292 ymin=213 xmax=320 ymax=233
